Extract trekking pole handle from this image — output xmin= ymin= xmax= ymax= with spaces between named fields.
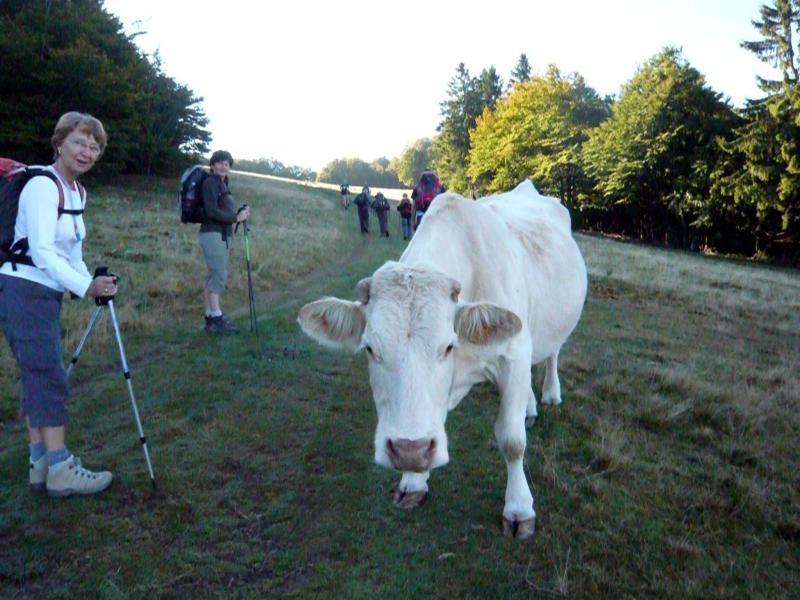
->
xmin=235 ymin=204 xmax=249 ymax=234
xmin=93 ymin=265 xmax=118 ymax=306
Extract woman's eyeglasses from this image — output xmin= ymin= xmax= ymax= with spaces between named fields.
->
xmin=68 ymin=139 xmax=102 ymax=155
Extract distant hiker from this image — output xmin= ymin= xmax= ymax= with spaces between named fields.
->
xmin=372 ymin=191 xmax=391 ymax=237
xmin=353 ymin=185 xmax=371 ymax=235
xmin=0 ymin=112 xmax=117 ymax=497
xmin=397 ymin=192 xmax=413 ymax=240
xmin=199 ymin=150 xmax=251 ymax=334
xmin=340 ymin=181 xmax=350 ymax=208
xmin=411 ymin=169 xmax=444 ymax=230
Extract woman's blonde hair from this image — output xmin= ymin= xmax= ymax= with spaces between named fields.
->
xmin=51 ymin=111 xmax=107 ymax=160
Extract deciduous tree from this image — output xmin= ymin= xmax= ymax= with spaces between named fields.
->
xmin=0 ymin=0 xmax=210 ymax=175
xmin=389 ymin=138 xmax=432 ymax=186
xmin=582 ymin=47 xmax=736 ymax=246
xmin=468 ymin=65 xmax=608 ymax=209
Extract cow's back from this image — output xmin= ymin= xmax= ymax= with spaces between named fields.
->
xmin=489 ymin=182 xmax=587 ymax=360
xmin=479 ymin=180 xmax=572 ymax=233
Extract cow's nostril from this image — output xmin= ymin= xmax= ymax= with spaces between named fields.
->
xmin=426 ymin=439 xmax=436 ymax=458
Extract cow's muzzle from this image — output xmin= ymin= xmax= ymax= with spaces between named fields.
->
xmin=386 ymin=437 xmax=436 ymax=472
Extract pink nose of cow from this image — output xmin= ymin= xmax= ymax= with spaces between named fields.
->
xmin=386 ymin=438 xmax=436 ymax=472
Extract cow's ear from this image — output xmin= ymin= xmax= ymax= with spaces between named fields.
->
xmin=297 ymin=297 xmax=366 ymax=351
xmin=355 ymin=277 xmax=371 ymax=305
xmin=454 ymin=302 xmax=522 ymax=345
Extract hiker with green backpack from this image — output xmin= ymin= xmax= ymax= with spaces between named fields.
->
xmin=371 ymin=191 xmax=391 ymax=237
xmin=0 ymin=111 xmax=117 ymax=497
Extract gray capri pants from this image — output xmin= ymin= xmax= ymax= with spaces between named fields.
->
xmin=0 ymin=274 xmax=69 ymax=427
xmin=200 ymin=231 xmax=230 ymax=294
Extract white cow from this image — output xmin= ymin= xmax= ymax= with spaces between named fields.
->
xmin=298 ymin=180 xmax=587 ymax=538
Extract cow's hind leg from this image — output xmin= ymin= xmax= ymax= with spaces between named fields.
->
xmin=393 ymin=471 xmax=430 ymax=509
xmin=525 ymin=387 xmax=537 ymax=428
xmin=541 ymin=351 xmax=562 ymax=406
xmin=497 ymin=359 xmax=536 ymax=539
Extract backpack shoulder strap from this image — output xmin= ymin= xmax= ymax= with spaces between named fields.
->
xmin=26 ymin=168 xmax=68 ymax=216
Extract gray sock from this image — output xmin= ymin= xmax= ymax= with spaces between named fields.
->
xmin=47 ymin=447 xmax=70 ymax=466
xmin=29 ymin=442 xmax=46 ymax=462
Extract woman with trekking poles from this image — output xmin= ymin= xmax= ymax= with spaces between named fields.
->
xmin=200 ymin=150 xmax=251 ymax=334
xmin=0 ymin=111 xmax=118 ymax=497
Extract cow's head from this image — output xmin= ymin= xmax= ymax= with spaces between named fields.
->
xmin=298 ymin=262 xmax=521 ymax=473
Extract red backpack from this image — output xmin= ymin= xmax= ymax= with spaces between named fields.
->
xmin=0 ymin=158 xmax=84 ymax=267
xmin=418 ymin=171 xmax=441 ymax=209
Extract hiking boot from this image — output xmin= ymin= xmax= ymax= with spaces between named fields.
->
xmin=205 ymin=315 xmax=239 ymax=334
xmin=30 ymin=455 xmax=47 ymax=493
xmin=46 ymin=455 xmax=112 ymax=497
xmin=220 ymin=313 xmax=240 ymax=332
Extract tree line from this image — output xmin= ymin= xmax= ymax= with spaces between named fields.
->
xmin=234 ymin=158 xmax=316 ymax=182
xmin=2 ymin=1 xmax=796 ymax=262
xmin=317 ymin=157 xmax=401 ymax=189
xmin=396 ymin=2 xmax=798 ymax=263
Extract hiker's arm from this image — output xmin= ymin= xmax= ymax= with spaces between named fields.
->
xmin=202 ymin=178 xmax=237 ymax=223
xmin=20 ymin=178 xmax=92 ymax=297
xmin=68 ymin=241 xmax=91 ymax=281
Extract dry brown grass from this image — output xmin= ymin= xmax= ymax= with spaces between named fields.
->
xmin=0 ymin=174 xmax=357 ymax=405
xmin=577 ymin=233 xmax=800 ymax=338
xmin=590 ymin=417 xmax=630 ymax=473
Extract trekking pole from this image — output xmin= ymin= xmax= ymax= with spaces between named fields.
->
xmin=66 ymin=305 xmax=103 ymax=378
xmin=244 ymin=219 xmax=257 ymax=334
xmin=67 ymin=267 xmax=157 ymax=491
xmin=235 ymin=207 xmax=258 ymax=334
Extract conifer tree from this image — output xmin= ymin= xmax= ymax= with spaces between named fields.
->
xmin=433 ymin=63 xmax=502 ymax=191
xmin=478 ymin=67 xmax=504 ymax=111
xmin=713 ymin=0 xmax=800 ymax=258
xmin=510 ymin=53 xmax=532 ymax=86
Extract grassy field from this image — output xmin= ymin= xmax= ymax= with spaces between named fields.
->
xmin=1 ymin=174 xmax=798 ymax=598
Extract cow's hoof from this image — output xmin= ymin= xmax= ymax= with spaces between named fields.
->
xmin=502 ymin=516 xmax=536 ymax=540
xmin=393 ymin=489 xmax=427 ymax=509
xmin=525 ymin=415 xmax=537 ymax=428
xmin=541 ymin=393 xmax=562 ymax=406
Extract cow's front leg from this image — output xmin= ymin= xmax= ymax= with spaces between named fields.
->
xmin=496 ymin=360 xmax=536 ymax=539
xmin=393 ymin=471 xmax=430 ymax=509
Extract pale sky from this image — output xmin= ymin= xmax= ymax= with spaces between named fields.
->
xmin=104 ymin=0 xmax=771 ymax=171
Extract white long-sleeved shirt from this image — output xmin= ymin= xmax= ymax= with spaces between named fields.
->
xmin=0 ymin=166 xmax=93 ymax=297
